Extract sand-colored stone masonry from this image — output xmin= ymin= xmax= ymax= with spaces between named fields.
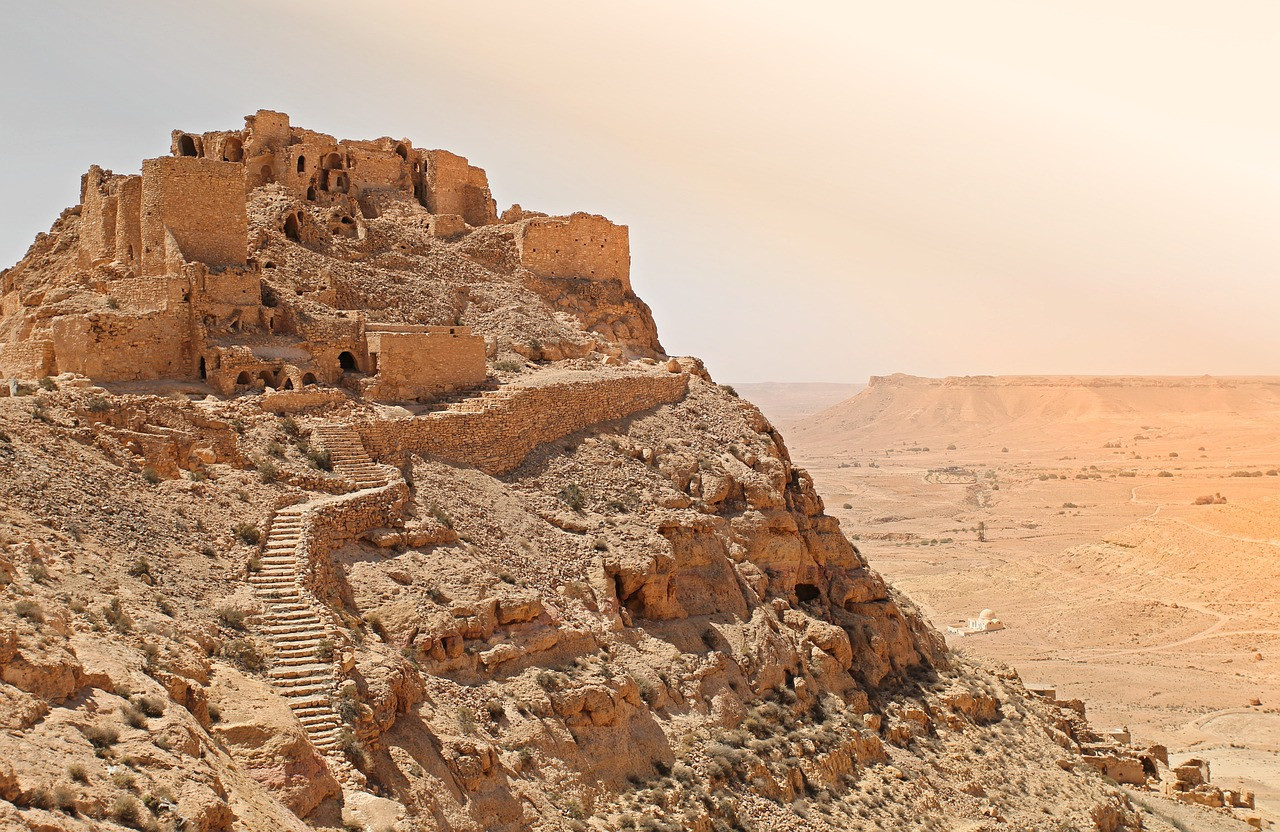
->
xmin=354 ymin=371 xmax=689 ymax=475
xmin=141 ymin=156 xmax=248 ymax=275
xmin=518 ymin=212 xmax=631 ymax=291
xmin=423 ymin=149 xmax=497 ymax=227
xmin=363 ymin=325 xmax=486 ymax=402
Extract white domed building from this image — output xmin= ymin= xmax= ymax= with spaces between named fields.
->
xmin=947 ymin=609 xmax=1006 ymax=636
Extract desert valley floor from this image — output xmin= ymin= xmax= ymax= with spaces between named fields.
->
xmin=748 ymin=376 xmax=1280 ymax=822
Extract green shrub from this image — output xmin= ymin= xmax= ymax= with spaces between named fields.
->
xmin=217 ymin=606 xmax=248 ymax=630
xmin=222 ymin=639 xmax=265 ymax=672
xmin=306 ymin=446 xmax=333 ymax=471
xmin=104 ymin=597 xmax=132 ymax=632
xmin=234 ymin=522 xmax=261 ymax=545
xmin=141 ymin=467 xmax=161 ymax=485
xmin=266 ymin=441 xmax=286 ymax=459
xmin=83 ymin=724 xmax=120 ymax=748
xmin=279 ymin=416 xmax=301 ymax=437
xmin=15 ymin=598 xmax=44 ymax=623
xmin=494 ymin=359 xmax=524 ymax=372
xmin=559 ymin=483 xmax=586 ymax=512
xmin=86 ymin=395 xmax=110 ymax=413
xmin=67 ymin=763 xmax=89 ymax=783
xmin=257 ymin=459 xmax=280 ymax=483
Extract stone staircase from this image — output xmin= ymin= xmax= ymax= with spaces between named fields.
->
xmin=311 ymin=423 xmax=387 ymax=488
xmin=246 ymin=422 xmax=393 ymax=787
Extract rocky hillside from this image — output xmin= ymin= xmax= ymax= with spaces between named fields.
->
xmin=0 ymin=116 xmax=1140 ymax=832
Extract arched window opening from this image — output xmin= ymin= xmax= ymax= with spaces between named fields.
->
xmin=301 ymin=372 xmax=318 ymax=386
xmin=306 ymin=186 xmax=317 ymax=201
xmin=235 ymin=371 xmax=252 ymax=386
xmin=297 ymin=155 xmax=306 ymax=173
xmin=322 ymin=152 xmax=344 ymax=170
xmin=222 ymin=137 xmax=243 ymax=162
xmin=339 ymin=351 xmax=358 ymax=372
xmin=395 ymin=143 xmax=408 ymax=160
xmin=178 ymin=134 xmax=198 ymax=157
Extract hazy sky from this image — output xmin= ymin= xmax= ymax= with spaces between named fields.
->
xmin=2 ymin=1 xmax=1277 ymax=382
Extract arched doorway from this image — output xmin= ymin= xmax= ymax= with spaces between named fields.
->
xmin=198 ymin=357 xmax=207 ymax=380
xmin=257 ymin=370 xmax=276 ymax=388
xmin=339 ymin=351 xmax=358 ymax=372
xmin=235 ymin=371 xmax=252 ymax=386
xmin=282 ymin=377 xmax=294 ymax=391
xmin=177 ymin=135 xmax=198 ymax=157
xmin=284 ymin=212 xmax=300 ymax=242
xmin=302 ymin=372 xmax=318 ymax=386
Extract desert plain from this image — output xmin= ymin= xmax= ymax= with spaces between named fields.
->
xmin=761 ymin=374 xmax=1280 ymax=821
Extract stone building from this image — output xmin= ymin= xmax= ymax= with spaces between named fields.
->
xmin=0 ymin=111 xmax=643 ymax=402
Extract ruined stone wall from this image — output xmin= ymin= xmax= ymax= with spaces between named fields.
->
xmin=114 ymin=176 xmax=142 ymax=270
xmin=299 ymin=478 xmax=410 ymax=606
xmin=50 ymin=309 xmax=193 ymax=380
xmin=424 ymin=150 xmax=497 ymax=227
xmin=78 ymin=167 xmax=117 ymax=268
xmin=348 ymin=148 xmax=412 ymax=198
xmin=355 ymin=372 xmax=689 ymax=475
xmin=0 ymin=339 xmax=55 ymax=378
xmin=141 ymin=157 xmax=248 ymax=276
xmin=365 ymin=329 xmax=486 ymax=401
xmin=517 ymin=213 xmax=631 ymax=291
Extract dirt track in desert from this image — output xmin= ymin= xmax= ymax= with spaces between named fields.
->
xmin=777 ymin=376 xmax=1280 ymax=818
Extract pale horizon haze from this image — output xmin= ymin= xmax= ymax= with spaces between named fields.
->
xmin=2 ymin=1 xmax=1276 ymax=383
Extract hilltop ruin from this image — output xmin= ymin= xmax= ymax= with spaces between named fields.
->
xmin=0 ymin=113 xmax=1151 ymax=832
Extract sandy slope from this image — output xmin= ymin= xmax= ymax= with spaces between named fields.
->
xmin=788 ymin=374 xmax=1280 ymax=824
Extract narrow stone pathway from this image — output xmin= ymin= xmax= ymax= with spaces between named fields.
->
xmin=246 ymin=421 xmax=392 ymax=788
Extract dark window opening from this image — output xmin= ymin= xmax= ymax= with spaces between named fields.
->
xmin=339 ymin=351 xmax=358 ymax=372
xmin=283 ymin=213 xmax=300 ymax=242
xmin=282 ymin=377 xmax=294 ymax=391
xmin=235 ymin=371 xmax=251 ymax=385
xmin=198 ymin=357 xmax=206 ymax=380
xmin=322 ymin=152 xmax=344 ymax=170
xmin=395 ymin=143 xmax=408 ymax=160
xmin=302 ymin=372 xmax=317 ymax=386
xmin=178 ymin=135 xmax=198 ymax=156
xmin=795 ymin=583 xmax=821 ymax=603
xmin=297 ymin=155 xmax=306 ymax=173
xmin=306 ymin=185 xmax=316 ymax=201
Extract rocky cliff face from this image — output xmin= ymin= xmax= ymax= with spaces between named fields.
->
xmin=0 ymin=118 xmax=1139 ymax=832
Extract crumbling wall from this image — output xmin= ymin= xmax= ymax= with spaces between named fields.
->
xmin=0 ymin=340 xmax=55 ymax=378
xmin=50 ymin=310 xmax=192 ymax=381
xmin=364 ymin=327 xmax=486 ymax=401
xmin=114 ymin=175 xmax=143 ymax=270
xmin=78 ymin=167 xmax=118 ymax=268
xmin=423 ymin=150 xmax=497 ymax=226
xmin=355 ymin=372 xmax=688 ymax=474
xmin=517 ymin=213 xmax=630 ymax=290
xmin=141 ymin=157 xmax=248 ymax=275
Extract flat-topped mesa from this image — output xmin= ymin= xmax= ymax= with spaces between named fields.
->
xmin=0 ymin=109 xmax=661 ymax=398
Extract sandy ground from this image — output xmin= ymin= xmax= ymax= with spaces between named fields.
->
xmin=764 ymin=377 xmax=1280 ymax=824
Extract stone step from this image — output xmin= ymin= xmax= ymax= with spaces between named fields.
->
xmin=262 ymin=622 xmax=325 ymax=635
xmin=272 ymin=667 xmax=334 ymax=682
xmin=288 ymin=696 xmax=332 ymax=711
xmin=262 ymin=602 xmax=310 ymax=613
xmin=275 ymin=654 xmax=330 ymax=667
xmin=275 ymin=680 xmax=332 ymax=696
xmin=269 ymin=609 xmax=323 ymax=622
xmin=299 ymin=714 xmax=341 ymax=728
xmin=270 ymin=630 xmax=329 ymax=644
